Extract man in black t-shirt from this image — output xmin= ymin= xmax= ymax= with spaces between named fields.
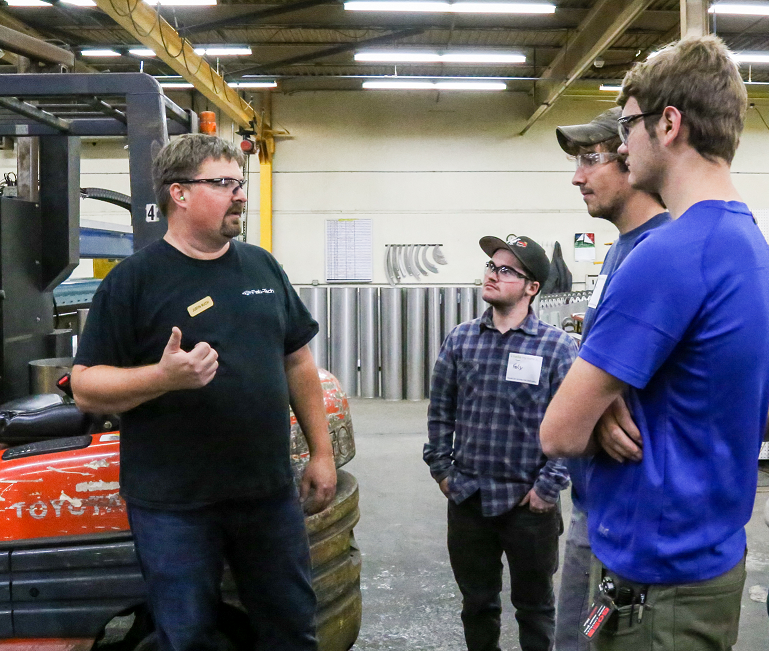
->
xmin=71 ymin=134 xmax=336 ymax=651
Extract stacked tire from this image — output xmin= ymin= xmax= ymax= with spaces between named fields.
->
xmin=291 ymin=370 xmax=360 ymax=651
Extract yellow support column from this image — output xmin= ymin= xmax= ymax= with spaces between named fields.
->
xmin=259 ymin=158 xmax=273 ymax=253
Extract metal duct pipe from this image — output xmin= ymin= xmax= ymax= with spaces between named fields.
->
xmin=329 ymin=287 xmax=358 ymax=397
xmin=405 ymin=288 xmax=426 ymax=401
xmin=442 ymin=287 xmax=459 ymax=341
xmin=475 ymin=287 xmax=489 ymax=319
xmin=426 ymin=287 xmax=442 ymax=387
xmin=359 ymin=287 xmax=379 ymax=399
xmin=460 ymin=287 xmax=475 ymax=323
xmin=299 ymin=287 xmax=328 ymax=369
xmin=380 ymin=287 xmax=403 ymax=401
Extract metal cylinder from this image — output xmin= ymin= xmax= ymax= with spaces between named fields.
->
xmin=29 ymin=357 xmax=73 ymax=395
xmin=405 ymin=287 xmax=426 ymax=401
xmin=77 ymin=308 xmax=90 ymax=337
xmin=427 ymin=287 xmax=442 ymax=384
xmin=475 ymin=286 xmax=489 ymax=318
xmin=460 ymin=287 xmax=475 ymax=323
xmin=329 ymin=287 xmax=358 ymax=397
xmin=442 ymin=287 xmax=459 ymax=341
xmin=359 ymin=287 xmax=379 ymax=398
xmin=299 ymin=287 xmax=328 ymax=369
xmin=532 ymin=294 xmax=541 ymax=319
xmin=47 ymin=329 xmax=73 ymax=358
xmin=380 ymin=287 xmax=402 ymax=401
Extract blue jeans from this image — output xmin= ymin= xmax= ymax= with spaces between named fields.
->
xmin=555 ymin=505 xmax=592 ymax=651
xmin=127 ymin=485 xmax=317 ymax=651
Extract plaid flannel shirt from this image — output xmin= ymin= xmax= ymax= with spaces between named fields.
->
xmin=424 ymin=308 xmax=577 ymax=517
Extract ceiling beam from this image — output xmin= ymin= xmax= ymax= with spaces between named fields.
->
xmin=91 ymin=0 xmax=258 ymax=130
xmin=229 ymin=27 xmax=424 ymax=78
xmin=519 ymin=0 xmax=655 ymax=135
xmin=0 ymin=8 xmax=96 ymax=71
xmin=0 ymin=23 xmax=74 ymax=66
xmin=681 ymin=0 xmax=709 ymax=37
xmin=180 ymin=0 xmax=330 ymax=36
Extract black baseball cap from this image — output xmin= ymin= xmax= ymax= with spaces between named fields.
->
xmin=556 ymin=107 xmax=623 ymax=155
xmin=479 ymin=234 xmax=550 ymax=288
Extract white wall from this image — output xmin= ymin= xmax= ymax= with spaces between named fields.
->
xmin=267 ymin=92 xmax=769 ymax=287
xmin=3 ymin=92 xmax=769 ymax=290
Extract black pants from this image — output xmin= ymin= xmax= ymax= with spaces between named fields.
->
xmin=447 ymin=493 xmax=560 ymax=651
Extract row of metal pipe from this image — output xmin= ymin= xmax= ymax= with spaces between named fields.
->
xmin=299 ymin=286 xmax=489 ymax=401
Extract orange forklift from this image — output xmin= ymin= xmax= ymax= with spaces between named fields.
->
xmin=0 ymin=73 xmax=360 ymax=650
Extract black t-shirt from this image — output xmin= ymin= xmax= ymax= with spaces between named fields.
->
xmin=75 ymin=239 xmax=319 ymax=509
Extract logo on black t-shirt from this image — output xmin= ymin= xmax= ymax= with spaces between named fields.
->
xmin=242 ymin=289 xmax=275 ymax=295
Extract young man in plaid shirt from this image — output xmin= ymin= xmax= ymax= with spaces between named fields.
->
xmin=424 ymin=234 xmax=577 ymax=651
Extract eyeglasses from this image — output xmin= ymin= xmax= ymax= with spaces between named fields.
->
xmin=617 ymin=111 xmax=662 ymax=144
xmin=168 ymin=177 xmax=247 ymax=193
xmin=484 ymin=260 xmax=532 ymax=282
xmin=568 ymin=152 xmax=624 ymax=170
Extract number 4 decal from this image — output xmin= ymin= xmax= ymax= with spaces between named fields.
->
xmin=146 ymin=203 xmax=160 ymax=222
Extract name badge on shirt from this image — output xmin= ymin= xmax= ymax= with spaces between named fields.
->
xmin=506 ymin=353 xmax=543 ymax=385
xmin=588 ymin=275 xmax=609 ymax=309
xmin=187 ymin=296 xmax=214 ymax=317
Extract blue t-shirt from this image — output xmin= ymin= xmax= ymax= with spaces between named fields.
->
xmin=581 ymin=200 xmax=769 ymax=584
xmin=569 ymin=212 xmax=672 ymax=513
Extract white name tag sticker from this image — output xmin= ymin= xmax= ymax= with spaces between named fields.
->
xmin=588 ymin=274 xmax=609 ymax=309
xmin=506 ymin=353 xmax=543 ymax=385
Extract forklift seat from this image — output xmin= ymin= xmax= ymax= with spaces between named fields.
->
xmin=0 ymin=394 xmax=91 ymax=445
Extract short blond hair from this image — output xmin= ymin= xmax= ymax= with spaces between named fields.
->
xmin=618 ymin=35 xmax=747 ymax=164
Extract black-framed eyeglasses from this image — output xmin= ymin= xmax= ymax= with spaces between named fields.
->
xmin=617 ymin=111 xmax=662 ymax=144
xmin=567 ymin=152 xmax=624 ymax=170
xmin=168 ymin=177 xmax=247 ymax=193
xmin=484 ymin=260 xmax=532 ymax=283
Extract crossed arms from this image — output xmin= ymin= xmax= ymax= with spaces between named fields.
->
xmin=540 ymin=357 xmax=642 ymax=462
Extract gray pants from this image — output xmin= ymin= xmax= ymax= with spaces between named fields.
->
xmin=554 ymin=505 xmax=592 ymax=651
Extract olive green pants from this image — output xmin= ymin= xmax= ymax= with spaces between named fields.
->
xmin=589 ymin=555 xmax=746 ymax=651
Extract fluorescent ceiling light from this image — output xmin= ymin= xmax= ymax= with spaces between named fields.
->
xmin=710 ymin=3 xmax=769 ymax=14
xmin=194 ymin=47 xmax=252 ymax=56
xmin=229 ymin=81 xmax=278 ymax=88
xmin=363 ymin=80 xmax=506 ymax=90
xmin=160 ymin=82 xmax=195 ymax=89
xmin=144 ymin=0 xmax=216 ymax=5
xmin=733 ymin=52 xmax=769 ymax=63
xmin=345 ymin=1 xmax=554 ymax=13
xmin=355 ymin=51 xmax=525 ymax=63
xmin=599 ymin=84 xmax=622 ymax=91
xmin=129 ymin=48 xmax=157 ymax=57
xmin=82 ymin=49 xmax=121 ymax=57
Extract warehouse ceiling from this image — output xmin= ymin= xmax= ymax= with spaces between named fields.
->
xmin=0 ymin=1 xmax=768 ymax=102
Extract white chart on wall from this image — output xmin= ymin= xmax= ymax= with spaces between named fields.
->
xmin=325 ymin=218 xmax=373 ymax=283
xmin=754 ymin=209 xmax=769 ymax=244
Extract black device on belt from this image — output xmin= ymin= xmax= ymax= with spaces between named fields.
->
xmin=580 ymin=572 xmax=649 ymax=640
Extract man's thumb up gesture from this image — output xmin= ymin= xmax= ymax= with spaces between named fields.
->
xmin=158 ymin=327 xmax=219 ymax=390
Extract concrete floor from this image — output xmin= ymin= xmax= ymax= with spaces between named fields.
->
xmin=344 ymin=398 xmax=769 ymax=651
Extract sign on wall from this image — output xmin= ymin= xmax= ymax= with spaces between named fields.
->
xmin=325 ymin=219 xmax=373 ymax=283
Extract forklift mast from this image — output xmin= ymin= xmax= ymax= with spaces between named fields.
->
xmin=0 ymin=73 xmax=197 ymax=402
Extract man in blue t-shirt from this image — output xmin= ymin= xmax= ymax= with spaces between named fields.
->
xmin=553 ymin=107 xmax=669 ymax=651
xmin=541 ymin=36 xmax=769 ymax=651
